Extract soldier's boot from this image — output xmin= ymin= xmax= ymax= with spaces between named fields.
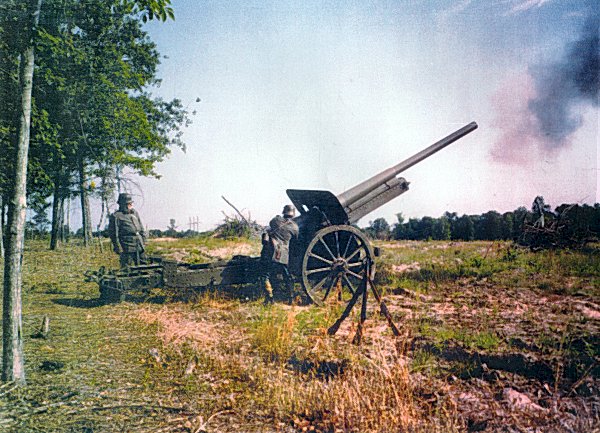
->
xmin=263 ymin=279 xmax=274 ymax=306
xmin=286 ymin=278 xmax=295 ymax=305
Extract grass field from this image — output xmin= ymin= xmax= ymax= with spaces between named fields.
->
xmin=0 ymin=237 xmax=598 ymax=432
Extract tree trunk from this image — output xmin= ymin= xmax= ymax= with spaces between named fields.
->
xmin=49 ymin=177 xmax=62 ymax=250
xmin=96 ymin=196 xmax=105 ymax=233
xmin=0 ymin=195 xmax=4 ymax=259
xmin=116 ymin=164 xmax=122 ymax=195
xmin=3 ymin=0 xmax=43 ymax=384
xmin=78 ymin=156 xmax=92 ymax=246
xmin=65 ymin=196 xmax=70 ymax=242
xmin=59 ymin=196 xmax=66 ymax=243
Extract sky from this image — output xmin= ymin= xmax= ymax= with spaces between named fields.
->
xmin=118 ymin=0 xmax=597 ymax=231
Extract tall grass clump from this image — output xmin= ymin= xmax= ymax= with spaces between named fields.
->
xmin=257 ymin=341 xmax=460 ymax=432
xmin=250 ymin=308 xmax=296 ymax=362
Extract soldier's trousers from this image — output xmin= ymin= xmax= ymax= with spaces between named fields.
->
xmin=260 ymin=261 xmax=294 ymax=300
xmin=119 ymin=251 xmax=147 ymax=268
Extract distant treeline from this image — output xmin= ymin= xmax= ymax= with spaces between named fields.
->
xmin=25 ymin=197 xmax=600 ymax=245
xmin=363 ymin=198 xmax=600 ymax=243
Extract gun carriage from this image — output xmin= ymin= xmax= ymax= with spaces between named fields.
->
xmin=87 ymin=122 xmax=478 ymax=304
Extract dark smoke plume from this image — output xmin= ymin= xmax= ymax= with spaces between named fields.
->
xmin=528 ymin=8 xmax=599 ymax=148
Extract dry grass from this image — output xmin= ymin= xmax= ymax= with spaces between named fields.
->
xmin=129 ymin=302 xmax=460 ymax=432
xmin=0 ymin=238 xmax=598 ymax=432
xmin=249 ymin=308 xmax=297 ymax=362
xmin=262 ymin=346 xmax=420 ymax=432
xmin=124 ymin=294 xmax=460 ymax=432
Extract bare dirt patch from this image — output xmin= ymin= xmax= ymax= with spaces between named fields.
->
xmin=206 ymin=244 xmax=254 ymax=260
xmin=151 ymin=237 xmax=179 ymax=242
xmin=133 ymin=306 xmax=234 ymax=350
xmin=392 ymin=262 xmax=421 ymax=273
xmin=379 ymin=274 xmax=600 ymax=432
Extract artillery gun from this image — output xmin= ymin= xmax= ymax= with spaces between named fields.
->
xmin=87 ymin=122 xmax=477 ymax=303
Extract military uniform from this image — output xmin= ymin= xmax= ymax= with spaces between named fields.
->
xmin=260 ymin=206 xmax=299 ymax=304
xmin=108 ymin=194 xmax=147 ymax=268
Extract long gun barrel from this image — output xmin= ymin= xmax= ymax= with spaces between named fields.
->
xmin=337 ymin=121 xmax=478 ymax=223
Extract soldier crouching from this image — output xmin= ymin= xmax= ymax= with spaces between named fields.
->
xmin=260 ymin=205 xmax=299 ymax=305
xmin=108 ymin=193 xmax=148 ymax=268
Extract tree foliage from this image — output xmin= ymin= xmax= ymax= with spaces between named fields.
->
xmin=1 ymin=0 xmax=190 ymax=250
xmin=365 ymin=217 xmax=391 ymax=240
xmin=0 ymin=0 xmax=182 ymax=384
xmin=381 ymin=197 xmax=600 ymax=246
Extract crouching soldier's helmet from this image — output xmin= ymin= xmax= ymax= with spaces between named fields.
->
xmin=282 ymin=204 xmax=295 ymax=218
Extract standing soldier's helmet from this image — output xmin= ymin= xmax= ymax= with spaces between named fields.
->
xmin=117 ymin=193 xmax=133 ymax=206
xmin=282 ymin=204 xmax=295 ymax=218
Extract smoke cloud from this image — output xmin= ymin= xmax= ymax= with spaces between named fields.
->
xmin=490 ymin=73 xmax=539 ymax=164
xmin=491 ymin=7 xmax=599 ymax=163
xmin=529 ymin=10 xmax=599 ymax=148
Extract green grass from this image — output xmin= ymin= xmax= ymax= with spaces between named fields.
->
xmin=410 ymin=348 xmax=438 ymax=374
xmin=416 ymin=318 xmax=501 ymax=352
xmin=0 ymin=241 xmax=172 ymax=431
xmin=375 ymin=240 xmax=600 ymax=296
xmin=0 ymin=237 xmax=597 ymax=432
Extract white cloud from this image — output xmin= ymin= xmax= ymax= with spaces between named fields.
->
xmin=448 ymin=0 xmax=474 ymax=14
xmin=437 ymin=0 xmax=474 ymax=22
xmin=506 ymin=0 xmax=552 ymax=15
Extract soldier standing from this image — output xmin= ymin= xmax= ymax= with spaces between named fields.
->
xmin=108 ymin=193 xmax=147 ymax=268
xmin=260 ymin=205 xmax=299 ymax=304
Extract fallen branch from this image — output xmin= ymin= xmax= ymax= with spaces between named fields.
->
xmin=221 ymin=196 xmax=249 ymax=225
xmin=0 ymin=381 xmax=16 ymax=390
xmin=0 ymin=385 xmax=18 ymax=398
xmin=194 ymin=409 xmax=236 ymax=433
xmin=66 ymin=403 xmax=195 ymax=415
xmin=32 ymin=401 xmax=72 ymax=414
xmin=567 ymin=360 xmax=598 ymax=397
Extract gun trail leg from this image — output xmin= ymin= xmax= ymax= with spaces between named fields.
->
xmin=327 ymin=277 xmax=365 ymax=336
xmin=369 ymin=277 xmax=401 ymax=336
xmin=353 ymin=273 xmax=369 ymax=345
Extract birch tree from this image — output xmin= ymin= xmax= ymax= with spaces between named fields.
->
xmin=2 ymin=0 xmax=42 ymax=383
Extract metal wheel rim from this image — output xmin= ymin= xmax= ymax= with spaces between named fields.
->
xmin=301 ymin=225 xmax=374 ymax=306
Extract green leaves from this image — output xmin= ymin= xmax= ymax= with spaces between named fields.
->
xmin=1 ymin=0 xmax=189 ymax=226
xmin=124 ymin=0 xmax=175 ymax=23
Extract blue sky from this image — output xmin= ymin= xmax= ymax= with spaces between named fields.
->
xmin=126 ymin=0 xmax=597 ymax=230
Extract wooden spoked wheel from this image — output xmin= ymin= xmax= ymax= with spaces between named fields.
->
xmin=301 ymin=225 xmax=375 ymax=306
